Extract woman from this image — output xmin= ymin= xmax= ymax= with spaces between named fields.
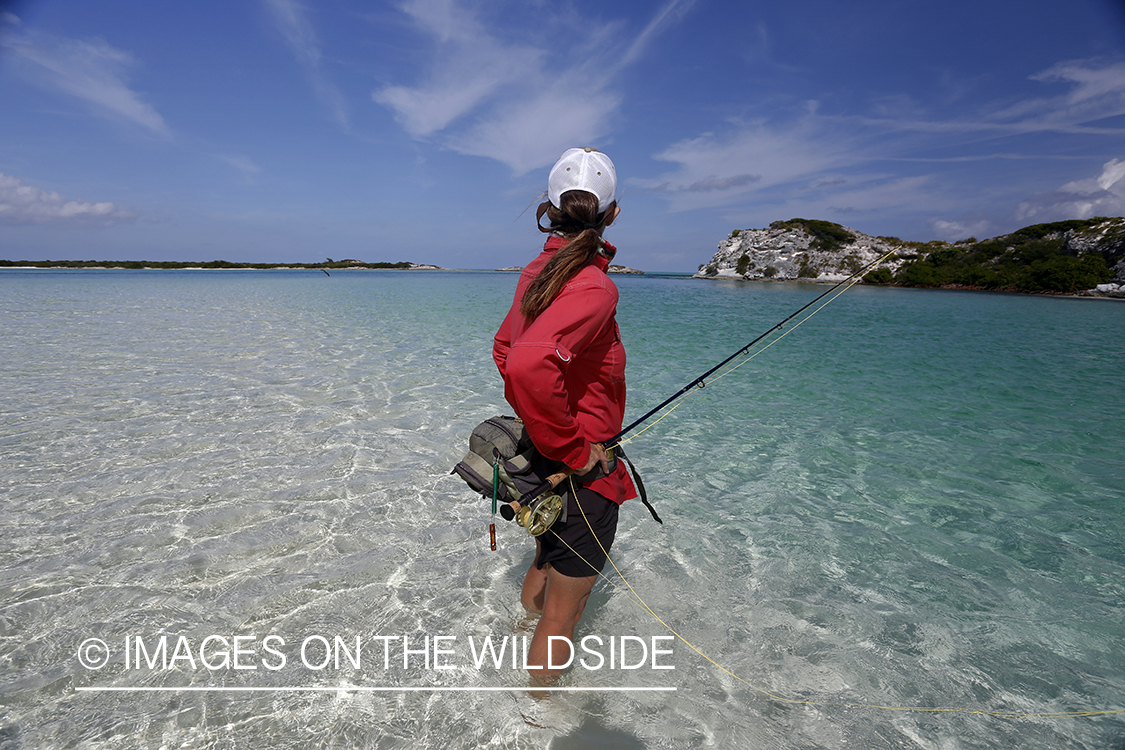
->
xmin=493 ymin=147 xmax=636 ymax=683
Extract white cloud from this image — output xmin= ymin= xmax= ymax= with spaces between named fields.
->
xmin=1030 ymin=60 xmax=1125 ymax=111
xmin=0 ymin=173 xmax=138 ymax=226
xmin=930 ymin=217 xmax=992 ymax=242
xmin=1094 ymin=158 xmax=1125 ymax=191
xmin=821 ymin=175 xmax=936 ymax=215
xmin=877 ymin=60 xmax=1125 ymax=138
xmin=639 ymin=57 xmax=1125 ymax=228
xmin=619 ymin=0 xmax=698 ymax=69
xmin=634 ymin=122 xmax=847 ymax=211
xmin=375 ymin=33 xmax=541 ymax=138
xmin=263 ymin=0 xmax=350 ymax=130
xmin=1016 ymin=157 xmax=1125 ymax=222
xmin=217 ymin=154 xmax=261 ymax=184
xmin=1 ymin=29 xmax=170 ymax=137
xmin=373 ymin=0 xmax=693 ymax=174
xmin=371 ymin=0 xmax=561 ymax=162
xmin=765 ymin=174 xmax=952 ymax=232
xmin=446 ymin=89 xmax=621 ymax=176
xmin=837 ymin=61 xmax=1125 ymax=142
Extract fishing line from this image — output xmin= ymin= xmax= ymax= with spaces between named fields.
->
xmin=616 ymin=265 xmax=873 ymax=447
xmin=501 ymin=249 xmax=1120 ymax=720
xmin=499 ymin=251 xmax=894 ymax=514
xmin=607 ymin=249 xmax=896 ymax=450
xmin=520 ymin=251 xmax=1123 ymax=720
xmin=538 ymin=480 xmax=1123 ymax=720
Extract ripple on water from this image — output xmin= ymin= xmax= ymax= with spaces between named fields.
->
xmin=0 ymin=272 xmax=1122 ymax=748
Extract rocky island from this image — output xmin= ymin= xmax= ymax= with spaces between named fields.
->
xmin=695 ymin=217 xmax=1125 ymax=297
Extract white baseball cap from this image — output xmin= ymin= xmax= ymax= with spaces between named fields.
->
xmin=548 ymin=147 xmax=617 ymax=214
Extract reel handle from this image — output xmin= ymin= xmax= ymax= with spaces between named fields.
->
xmin=503 ymin=471 xmax=569 ymax=520
xmin=500 ymin=444 xmax=615 ymax=522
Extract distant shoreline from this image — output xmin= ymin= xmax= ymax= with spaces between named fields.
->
xmin=3 ymin=262 xmax=1118 ymax=297
xmin=690 ymin=273 xmax=1125 ymax=300
xmin=0 ymin=260 xmax=428 ymax=271
xmin=0 ymin=261 xmax=650 ymax=274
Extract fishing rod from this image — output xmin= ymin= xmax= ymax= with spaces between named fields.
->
xmin=506 ymin=250 xmax=895 ymax=514
xmin=486 ymin=255 xmax=1125 ymax=722
xmin=604 ymin=250 xmax=894 ymax=449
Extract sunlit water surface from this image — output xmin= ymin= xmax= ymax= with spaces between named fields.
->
xmin=1 ymin=269 xmax=1122 ymax=749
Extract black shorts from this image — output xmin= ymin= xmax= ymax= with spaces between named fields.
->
xmin=535 ymin=486 xmax=619 ymax=578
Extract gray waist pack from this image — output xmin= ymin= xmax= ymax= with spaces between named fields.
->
xmin=451 ymin=416 xmax=558 ymax=504
xmin=451 ymin=415 xmax=662 ymax=525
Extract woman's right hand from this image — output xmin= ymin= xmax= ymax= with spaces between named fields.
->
xmin=578 ymin=442 xmax=611 ymax=477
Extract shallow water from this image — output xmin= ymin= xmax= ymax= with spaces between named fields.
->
xmin=1 ymin=269 xmax=1122 ymax=749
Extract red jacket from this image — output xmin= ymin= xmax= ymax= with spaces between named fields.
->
xmin=493 ymin=236 xmax=636 ymax=505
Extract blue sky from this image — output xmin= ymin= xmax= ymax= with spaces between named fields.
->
xmin=1 ymin=0 xmax=1124 ymax=271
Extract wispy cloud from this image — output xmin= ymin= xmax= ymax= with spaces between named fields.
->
xmin=856 ymin=60 xmax=1125 ymax=138
xmin=217 ymin=154 xmax=261 ymax=184
xmin=263 ymin=0 xmax=350 ymax=130
xmin=0 ymin=25 xmax=170 ymax=137
xmin=640 ymin=58 xmax=1125 ymax=223
xmin=618 ymin=0 xmax=698 ymax=69
xmin=634 ymin=121 xmax=848 ymax=211
xmin=1015 ymin=60 xmax=1125 ymax=129
xmin=0 ymin=173 xmax=138 ymax=226
xmin=374 ymin=0 xmax=542 ymax=139
xmin=445 ymin=88 xmax=622 ymax=176
xmin=374 ymin=0 xmax=696 ymax=174
xmin=931 ymin=217 xmax=992 ymax=241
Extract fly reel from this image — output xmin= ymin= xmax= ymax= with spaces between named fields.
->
xmin=516 ymin=493 xmax=563 ymax=537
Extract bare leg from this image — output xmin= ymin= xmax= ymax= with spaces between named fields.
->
xmin=521 ymin=540 xmax=548 ymax=614
xmin=526 ymin=565 xmax=598 ymax=684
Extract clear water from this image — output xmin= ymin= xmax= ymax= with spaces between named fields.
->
xmin=1 ymin=269 xmax=1122 ymax=749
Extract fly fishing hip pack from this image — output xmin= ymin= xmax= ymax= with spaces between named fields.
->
xmin=451 ymin=416 xmax=660 ymax=539
xmin=452 ymin=416 xmax=545 ymax=504
xmin=451 ymin=416 xmax=568 ymax=536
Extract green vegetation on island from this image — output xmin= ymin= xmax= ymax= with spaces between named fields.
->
xmin=877 ymin=219 xmax=1120 ymax=293
xmin=707 ymin=216 xmax=1123 ymax=295
xmin=770 ymin=218 xmax=856 ymax=253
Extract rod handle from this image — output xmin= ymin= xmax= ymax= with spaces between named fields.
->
xmin=502 ymin=471 xmax=569 ymax=521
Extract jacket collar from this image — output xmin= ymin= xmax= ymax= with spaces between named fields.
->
xmin=543 ymin=235 xmax=617 ymax=271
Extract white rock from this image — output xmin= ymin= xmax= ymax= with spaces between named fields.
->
xmin=694 ymin=221 xmax=911 ymax=282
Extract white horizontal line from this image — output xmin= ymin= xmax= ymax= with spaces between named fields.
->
xmin=76 ymin=686 xmax=675 ymax=693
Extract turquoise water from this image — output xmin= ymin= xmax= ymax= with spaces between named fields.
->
xmin=0 ymin=269 xmax=1122 ymax=748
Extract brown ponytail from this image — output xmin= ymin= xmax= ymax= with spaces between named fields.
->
xmin=520 ymin=190 xmax=616 ymax=321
